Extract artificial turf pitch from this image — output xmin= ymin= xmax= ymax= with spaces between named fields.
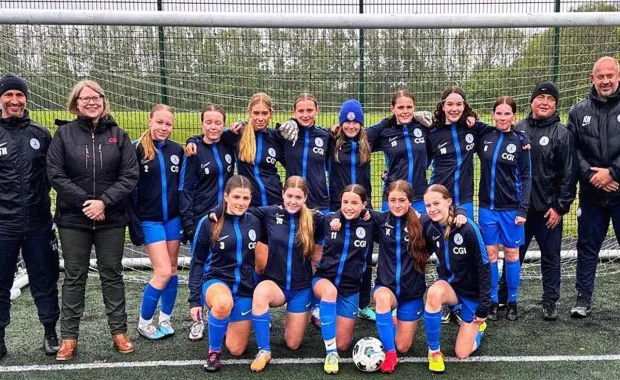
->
xmin=2 ymin=271 xmax=620 ymax=380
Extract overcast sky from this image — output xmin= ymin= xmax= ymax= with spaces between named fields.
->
xmin=1 ymin=0 xmax=615 ymax=14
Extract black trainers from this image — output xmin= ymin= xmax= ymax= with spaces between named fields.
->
xmin=570 ymin=293 xmax=592 ymax=318
xmin=488 ymin=302 xmax=499 ymax=321
xmin=542 ymin=303 xmax=558 ymax=321
xmin=204 ymin=351 xmax=222 ymax=372
xmin=506 ymin=302 xmax=518 ymax=321
xmin=44 ymin=331 xmax=60 ymax=355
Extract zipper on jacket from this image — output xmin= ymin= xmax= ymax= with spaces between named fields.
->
xmin=98 ymin=144 xmax=103 ymax=170
xmin=85 ymin=146 xmax=89 ymax=169
xmin=92 ymin=131 xmax=96 ymax=230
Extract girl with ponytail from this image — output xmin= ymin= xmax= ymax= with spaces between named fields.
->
xmin=188 ymin=175 xmax=261 ymax=372
xmin=420 ymin=184 xmax=491 ymax=374
xmin=128 ymin=104 xmax=184 ymax=341
xmin=246 ymin=176 xmax=325 ymax=373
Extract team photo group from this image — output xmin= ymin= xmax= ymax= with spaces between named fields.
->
xmin=0 ymin=55 xmax=619 ymax=375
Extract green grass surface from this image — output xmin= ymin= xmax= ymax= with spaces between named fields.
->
xmin=3 ymin=272 xmax=620 ymax=379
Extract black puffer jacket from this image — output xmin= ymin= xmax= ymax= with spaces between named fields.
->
xmin=567 ymin=87 xmax=620 ymax=206
xmin=0 ymin=110 xmax=53 ymax=237
xmin=515 ymin=112 xmax=576 ymax=215
xmin=47 ymin=115 xmax=139 ymax=230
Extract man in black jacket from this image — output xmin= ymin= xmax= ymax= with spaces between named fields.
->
xmin=496 ymin=81 xmax=576 ymax=321
xmin=567 ymin=56 xmax=620 ymax=318
xmin=0 ymin=73 xmax=60 ymax=359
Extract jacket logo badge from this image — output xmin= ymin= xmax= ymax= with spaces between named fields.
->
xmin=506 ymin=144 xmax=517 ymax=154
xmin=414 ymin=128 xmax=423 ymax=138
xmin=617 ymin=114 xmax=620 ymax=123
xmin=539 ymin=136 xmax=549 ymax=146
xmin=170 ymin=155 xmax=180 ymax=165
xmin=465 ymin=134 xmax=474 ymax=144
xmin=0 ymin=142 xmax=7 ymax=156
xmin=356 ymin=227 xmax=366 ymax=239
xmin=109 ymin=138 xmax=118 ymax=143
xmin=30 ymin=138 xmax=40 ymax=150
xmin=582 ymin=115 xmax=591 ymax=126
xmin=454 ymin=233 xmax=463 ymax=245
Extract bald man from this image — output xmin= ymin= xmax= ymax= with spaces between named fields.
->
xmin=566 ymin=56 xmax=620 ymax=318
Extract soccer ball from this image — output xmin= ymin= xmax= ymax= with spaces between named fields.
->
xmin=352 ymin=337 xmax=385 ymax=372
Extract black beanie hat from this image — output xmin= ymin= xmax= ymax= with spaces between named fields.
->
xmin=530 ymin=81 xmax=558 ymax=103
xmin=0 ymin=73 xmax=28 ymax=99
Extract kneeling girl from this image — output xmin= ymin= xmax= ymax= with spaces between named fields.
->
xmin=188 ymin=175 xmax=261 ymax=372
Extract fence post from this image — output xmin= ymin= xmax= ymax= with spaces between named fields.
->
xmin=157 ymin=0 xmax=168 ymax=105
xmin=552 ymin=0 xmax=561 ymax=83
xmin=358 ymin=0 xmax=365 ymax=106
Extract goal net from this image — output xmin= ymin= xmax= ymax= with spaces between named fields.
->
xmin=2 ymin=0 xmax=619 ymax=290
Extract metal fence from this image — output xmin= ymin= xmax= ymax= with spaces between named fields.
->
xmin=1 ymin=0 xmax=620 ymax=248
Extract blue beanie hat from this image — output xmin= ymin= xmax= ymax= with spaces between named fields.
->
xmin=339 ymin=99 xmax=364 ymax=126
xmin=0 ymin=73 xmax=28 ymax=99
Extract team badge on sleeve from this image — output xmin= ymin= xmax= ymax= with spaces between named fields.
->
xmin=30 ymin=138 xmax=40 ymax=150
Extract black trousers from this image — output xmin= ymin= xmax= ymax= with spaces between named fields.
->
xmin=574 ymin=201 xmax=620 ymax=298
xmin=0 ymin=225 xmax=60 ymax=331
xmin=58 ymin=227 xmax=127 ymax=339
xmin=498 ymin=210 xmax=563 ymax=306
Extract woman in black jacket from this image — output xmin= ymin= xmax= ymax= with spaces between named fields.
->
xmin=47 ymin=80 xmax=139 ymax=360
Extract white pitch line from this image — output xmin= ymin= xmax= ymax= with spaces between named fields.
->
xmin=3 ymin=355 xmax=620 ymax=373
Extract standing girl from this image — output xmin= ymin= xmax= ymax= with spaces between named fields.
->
xmin=313 ymin=184 xmax=374 ymax=373
xmin=367 ymin=90 xmax=433 ymax=214
xmin=281 ymin=93 xmax=331 ymax=212
xmin=328 ymin=100 xmax=375 ymax=321
xmin=188 ymin=175 xmax=261 ymax=372
xmin=476 ymin=97 xmax=531 ymax=321
xmin=421 ymin=184 xmax=491 ymax=373
xmin=247 ymin=176 xmax=324 ymax=372
xmin=128 ymin=104 xmax=184 ymax=339
xmin=179 ymin=105 xmax=236 ymax=242
xmin=427 ymin=86 xmax=488 ymax=220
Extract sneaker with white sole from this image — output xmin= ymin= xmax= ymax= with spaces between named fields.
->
xmin=189 ymin=321 xmax=204 ymax=341
xmin=324 ymin=352 xmax=339 ymax=374
xmin=570 ymin=293 xmax=592 ymax=318
xmin=158 ymin=320 xmax=175 ymax=337
xmin=138 ymin=323 xmax=165 ymax=340
xmin=251 ymin=350 xmax=272 ymax=372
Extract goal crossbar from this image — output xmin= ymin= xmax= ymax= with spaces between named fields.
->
xmin=1 ymin=9 xmax=619 ymax=29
